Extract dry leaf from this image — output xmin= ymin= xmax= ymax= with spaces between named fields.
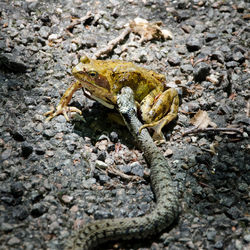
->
xmin=129 ymin=17 xmax=173 ymax=42
xmin=190 ymin=110 xmax=217 ymax=129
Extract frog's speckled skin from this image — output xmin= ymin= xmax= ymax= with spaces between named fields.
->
xmin=66 ymin=87 xmax=179 ymax=249
xmin=45 ymin=56 xmax=179 ymax=140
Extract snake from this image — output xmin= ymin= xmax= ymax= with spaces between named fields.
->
xmin=66 ymin=86 xmax=179 ymax=249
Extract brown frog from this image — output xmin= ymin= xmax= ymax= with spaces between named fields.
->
xmin=45 ymin=56 xmax=179 ymax=140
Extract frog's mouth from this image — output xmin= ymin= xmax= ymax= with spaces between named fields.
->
xmin=83 ymin=88 xmax=115 ymax=109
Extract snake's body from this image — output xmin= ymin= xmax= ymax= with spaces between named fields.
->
xmin=67 ymin=87 xmax=179 ymax=249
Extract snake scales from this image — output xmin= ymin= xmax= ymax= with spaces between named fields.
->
xmin=66 ymin=87 xmax=179 ymax=249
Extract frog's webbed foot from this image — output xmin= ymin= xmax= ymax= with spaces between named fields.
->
xmin=44 ymin=105 xmax=82 ymax=122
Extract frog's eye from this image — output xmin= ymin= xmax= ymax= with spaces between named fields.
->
xmin=89 ymin=71 xmax=98 ymax=77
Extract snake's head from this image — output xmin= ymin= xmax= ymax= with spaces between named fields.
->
xmin=117 ymin=87 xmax=137 ymax=115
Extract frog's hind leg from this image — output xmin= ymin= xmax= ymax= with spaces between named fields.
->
xmin=140 ymin=88 xmax=179 ymax=141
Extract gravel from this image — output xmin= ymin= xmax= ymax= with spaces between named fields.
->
xmin=0 ymin=0 xmax=249 ymax=250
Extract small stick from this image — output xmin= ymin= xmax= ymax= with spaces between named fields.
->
xmin=183 ymin=127 xmax=243 ymax=136
xmin=93 ymin=27 xmax=131 ymax=59
xmin=96 ymin=164 xmax=142 ymax=182
xmin=66 ymin=11 xmax=93 ymax=33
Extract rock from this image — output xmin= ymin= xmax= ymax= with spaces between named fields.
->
xmin=98 ymin=174 xmax=110 ymax=184
xmin=226 ymin=206 xmax=243 ymax=219
xmin=1 ymin=223 xmax=13 ymax=232
xmin=61 ymin=195 xmax=74 ymax=204
xmin=21 ymin=142 xmax=33 ymax=158
xmin=10 ymin=182 xmax=24 ymax=197
xmin=205 ymin=33 xmax=218 ymax=42
xmin=214 ymin=240 xmax=224 ymax=249
xmin=226 ymin=61 xmax=239 ymax=68
xmin=97 ymin=151 xmax=106 ymax=161
xmin=236 ymin=2 xmax=245 ymax=13
xmin=94 ymin=210 xmax=114 ymax=220
xmin=206 ymin=229 xmax=217 ymax=241
xmin=110 ymin=131 xmax=118 ymax=143
xmin=31 ymin=203 xmax=48 ymax=217
xmin=7 ymin=236 xmax=21 ymax=246
xmin=0 ymin=53 xmax=27 ymax=73
xmin=117 ymin=164 xmax=131 ymax=174
xmin=193 ymin=62 xmax=210 ymax=82
xmin=13 ymin=206 xmax=29 ymax=220
xmin=186 ymin=37 xmax=202 ymax=52
xmin=11 ymin=131 xmax=25 ymax=142
xmin=1 ymin=148 xmax=12 ymax=161
xmin=39 ymin=26 xmax=50 ymax=38
xmin=211 ymin=51 xmax=225 ymax=63
xmin=130 ymin=162 xmax=144 ymax=177
xmin=243 ymin=234 xmax=250 ymax=243
xmin=43 ymin=129 xmax=56 ymax=138
xmin=232 ymin=51 xmax=245 ymax=63
xmin=180 ymin=64 xmax=193 ymax=74
xmin=167 ymin=51 xmax=181 ymax=66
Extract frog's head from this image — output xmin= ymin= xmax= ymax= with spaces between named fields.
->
xmin=72 ymin=55 xmax=116 ymax=108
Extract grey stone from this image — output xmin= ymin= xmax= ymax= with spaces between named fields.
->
xmin=186 ymin=37 xmax=202 ymax=52
xmin=193 ymin=62 xmax=210 ymax=82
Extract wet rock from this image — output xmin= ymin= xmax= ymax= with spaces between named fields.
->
xmin=193 ymin=62 xmax=210 ymax=82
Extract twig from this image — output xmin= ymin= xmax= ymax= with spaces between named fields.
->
xmin=183 ymin=127 xmax=243 ymax=136
xmin=93 ymin=27 xmax=131 ymax=59
xmin=66 ymin=11 xmax=93 ymax=33
xmin=96 ymin=164 xmax=143 ymax=182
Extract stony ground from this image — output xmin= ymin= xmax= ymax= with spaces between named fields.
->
xmin=0 ymin=0 xmax=249 ymax=249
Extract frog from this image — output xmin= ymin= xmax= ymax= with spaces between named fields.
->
xmin=45 ymin=55 xmax=179 ymax=140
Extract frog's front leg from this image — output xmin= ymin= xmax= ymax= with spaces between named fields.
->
xmin=45 ymin=81 xmax=82 ymax=121
xmin=140 ymin=88 xmax=179 ymax=140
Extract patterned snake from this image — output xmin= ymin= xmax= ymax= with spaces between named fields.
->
xmin=66 ymin=87 xmax=179 ymax=249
